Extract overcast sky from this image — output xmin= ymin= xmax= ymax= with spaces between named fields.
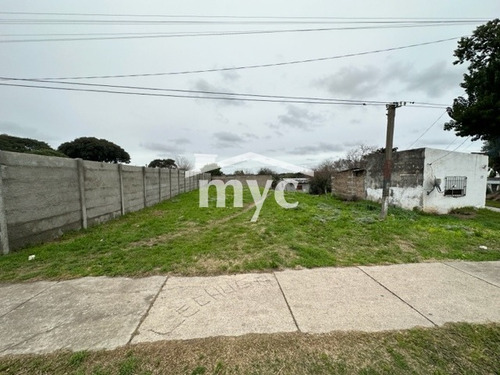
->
xmin=1 ymin=1 xmax=499 ymax=172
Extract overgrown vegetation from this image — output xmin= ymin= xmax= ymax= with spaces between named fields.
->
xmin=0 ymin=323 xmax=498 ymax=374
xmin=0 ymin=188 xmax=498 ymax=282
xmin=0 ymin=134 xmax=67 ymax=157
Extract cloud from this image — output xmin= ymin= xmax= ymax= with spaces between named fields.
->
xmin=0 ymin=121 xmax=55 ymax=141
xmin=315 ymin=61 xmax=463 ymax=99
xmin=213 ymin=131 xmax=245 ymax=148
xmin=173 ymin=137 xmax=191 ymax=145
xmin=243 ymin=132 xmax=259 ymax=140
xmin=192 ymin=79 xmax=244 ymax=106
xmin=404 ymin=61 xmax=463 ymax=98
xmin=317 ymin=65 xmax=382 ymax=98
xmin=289 ymin=142 xmax=344 ymax=155
xmin=275 ymin=105 xmax=324 ymax=130
xmin=220 ymin=70 xmax=241 ymax=82
xmin=140 ymin=142 xmax=184 ymax=155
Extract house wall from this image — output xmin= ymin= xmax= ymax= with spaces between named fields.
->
xmin=422 ymin=149 xmax=488 ymax=214
xmin=365 ymin=149 xmax=425 ymax=210
xmin=0 ymin=151 xmax=210 ymax=253
xmin=331 ymin=170 xmax=366 ymax=200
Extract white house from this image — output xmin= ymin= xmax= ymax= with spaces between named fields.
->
xmin=332 ymin=148 xmax=489 ymax=214
xmin=364 ymin=148 xmax=489 ymax=214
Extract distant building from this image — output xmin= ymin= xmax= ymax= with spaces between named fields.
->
xmin=332 ymin=148 xmax=489 ymax=214
xmin=283 ymin=178 xmax=310 ymax=193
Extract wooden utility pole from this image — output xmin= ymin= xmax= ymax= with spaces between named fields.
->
xmin=380 ymin=102 xmax=402 ymax=219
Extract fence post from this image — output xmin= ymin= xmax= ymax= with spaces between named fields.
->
xmin=169 ymin=169 xmax=172 ymax=198
xmin=158 ymin=168 xmax=162 ymax=203
xmin=76 ymin=159 xmax=88 ymax=230
xmin=177 ymin=169 xmax=181 ymax=193
xmin=184 ymin=170 xmax=187 ymax=192
xmin=0 ymin=163 xmax=10 ymax=255
xmin=118 ymin=163 xmax=125 ymax=215
xmin=142 ymin=166 xmax=147 ymax=208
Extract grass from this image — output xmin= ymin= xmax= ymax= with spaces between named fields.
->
xmin=0 ymin=323 xmax=498 ymax=374
xmin=486 ymin=199 xmax=500 ymax=209
xmin=0 ymin=189 xmax=499 ymax=282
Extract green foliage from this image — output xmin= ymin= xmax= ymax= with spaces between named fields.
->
xmin=257 ymin=167 xmax=276 ymax=175
xmin=482 ymin=138 xmax=500 ymax=173
xmin=58 ymin=137 xmax=130 ymax=163
xmin=309 ymin=160 xmax=335 ymax=195
xmin=147 ymin=158 xmax=177 ymax=168
xmin=0 ymin=134 xmax=66 ymax=157
xmin=211 ymin=168 xmax=223 ymax=176
xmin=445 ymin=19 xmax=500 ymax=141
xmin=201 ymin=163 xmax=223 ymax=175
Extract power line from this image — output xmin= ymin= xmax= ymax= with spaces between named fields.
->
xmin=0 ymin=79 xmax=450 ymax=109
xmin=428 ymin=136 xmax=471 ymax=164
xmin=406 ymin=110 xmax=448 ymax=149
xmin=0 ymin=82 xmax=382 ymax=105
xmin=0 ymin=17 xmax=487 ymax=26
xmin=30 ymin=36 xmax=463 ymax=81
xmin=444 ymin=137 xmax=459 ymax=150
xmin=0 ymin=23 xmax=476 ymax=43
xmin=0 ymin=76 xmax=388 ymax=104
xmin=0 ymin=11 xmax=489 ymax=21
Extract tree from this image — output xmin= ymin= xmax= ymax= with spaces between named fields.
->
xmin=309 ymin=144 xmax=377 ymax=195
xmin=175 ymin=155 xmax=193 ymax=171
xmin=309 ymin=159 xmax=336 ymax=195
xmin=444 ymin=19 xmax=500 ymax=141
xmin=257 ymin=167 xmax=276 ymax=175
xmin=0 ymin=134 xmax=67 ymax=157
xmin=482 ymin=138 xmax=500 ymax=175
xmin=58 ymin=137 xmax=130 ymax=163
xmin=148 ymin=158 xmax=177 ymax=168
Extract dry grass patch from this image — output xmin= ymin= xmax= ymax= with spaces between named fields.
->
xmin=1 ymin=323 xmax=498 ymax=374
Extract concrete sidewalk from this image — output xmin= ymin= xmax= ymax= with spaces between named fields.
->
xmin=0 ymin=261 xmax=499 ymax=356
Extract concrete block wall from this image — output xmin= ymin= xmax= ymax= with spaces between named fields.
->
xmin=331 ymin=169 xmax=366 ymax=200
xmin=0 ymin=151 xmax=210 ymax=254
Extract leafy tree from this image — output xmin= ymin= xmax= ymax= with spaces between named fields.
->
xmin=148 ymin=158 xmax=177 ymax=168
xmin=257 ymin=167 xmax=276 ymax=175
xmin=233 ymin=169 xmax=246 ymax=175
xmin=482 ymin=138 xmax=500 ymax=175
xmin=0 ymin=134 xmax=66 ymax=157
xmin=209 ymin=167 xmax=224 ymax=176
xmin=445 ymin=19 xmax=500 ymax=141
xmin=58 ymin=137 xmax=130 ymax=163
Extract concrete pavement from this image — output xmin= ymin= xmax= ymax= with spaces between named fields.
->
xmin=0 ymin=261 xmax=499 ymax=356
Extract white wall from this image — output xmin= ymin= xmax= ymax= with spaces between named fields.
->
xmin=366 ymin=186 xmax=424 ymax=210
xmin=422 ymin=148 xmax=488 ymax=214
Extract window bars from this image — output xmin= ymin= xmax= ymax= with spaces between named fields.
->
xmin=444 ymin=176 xmax=467 ymax=197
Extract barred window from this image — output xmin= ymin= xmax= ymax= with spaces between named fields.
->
xmin=444 ymin=176 xmax=467 ymax=197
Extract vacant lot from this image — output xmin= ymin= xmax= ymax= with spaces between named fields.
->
xmin=1 ymin=189 xmax=499 ymax=282
xmin=0 ymin=323 xmax=499 ymax=374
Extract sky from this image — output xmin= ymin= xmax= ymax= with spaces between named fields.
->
xmin=1 ymin=1 xmax=499 ymax=173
